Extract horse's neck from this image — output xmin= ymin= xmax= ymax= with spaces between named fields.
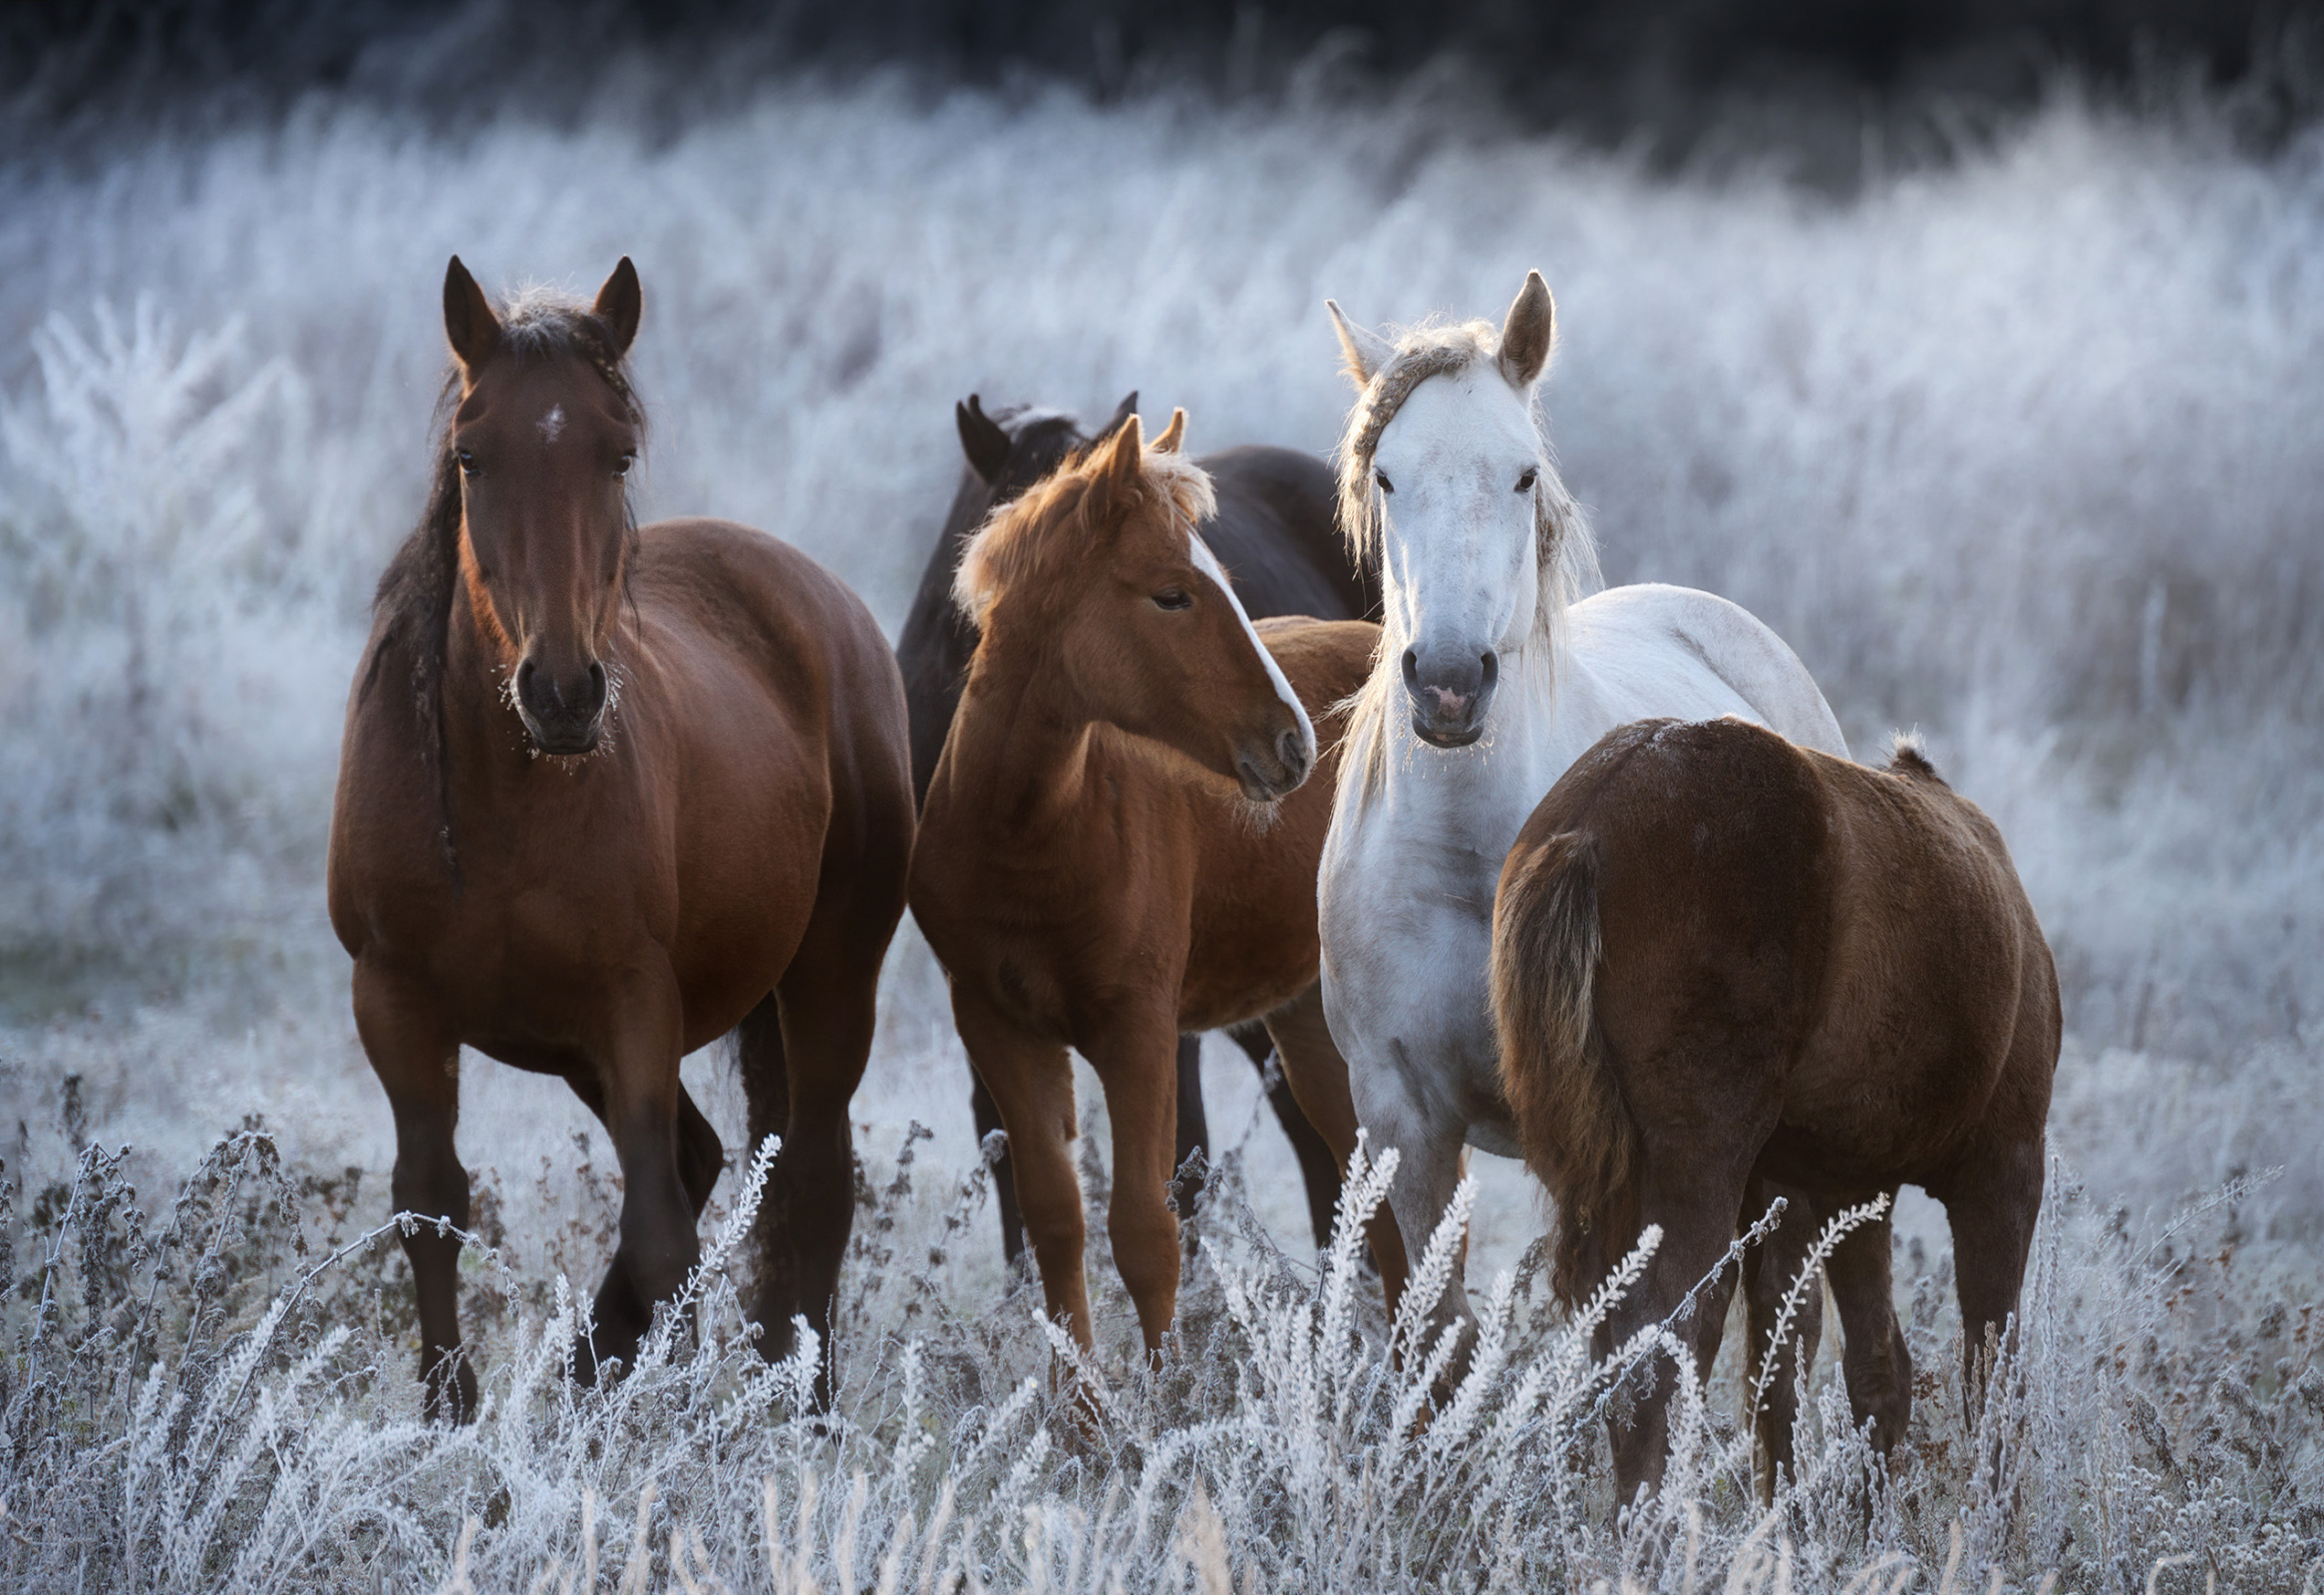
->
xmin=938 ymin=652 xmax=1100 ymax=846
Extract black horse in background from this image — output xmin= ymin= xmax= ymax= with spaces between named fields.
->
xmin=898 ymin=391 xmax=1381 ymax=1263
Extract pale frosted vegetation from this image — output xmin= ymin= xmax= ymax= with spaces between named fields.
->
xmin=0 ymin=61 xmax=2317 ymax=1592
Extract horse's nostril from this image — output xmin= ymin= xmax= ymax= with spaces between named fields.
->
xmin=1401 ymin=647 xmax=1421 ymax=690
xmin=1481 ymin=651 xmax=1499 ymax=689
xmin=1278 ymin=727 xmax=1309 ymax=778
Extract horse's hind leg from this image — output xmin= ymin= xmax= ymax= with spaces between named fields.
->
xmin=568 ymin=1072 xmax=724 ymax=1221
xmin=1824 ymin=1189 xmax=1911 ymax=1458
xmin=1930 ymin=1136 xmax=2045 ymax=1417
xmin=1227 ymin=1018 xmax=1346 ymax=1254
xmin=675 ymin=1087 xmax=725 ymax=1217
xmin=1740 ymin=1172 xmax=1826 ymax=1503
xmin=352 ymin=963 xmax=476 ymax=1423
xmin=1171 ymin=1033 xmax=1210 ymax=1222
xmin=1602 ymin=1141 xmax=1755 ymax=1504
xmin=969 ymin=1070 xmax=1030 ymax=1265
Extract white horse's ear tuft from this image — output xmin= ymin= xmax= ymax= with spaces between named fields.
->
xmin=1152 ymin=408 xmax=1186 ymax=454
xmin=1327 ymin=300 xmax=1394 ymax=387
xmin=1497 ymin=270 xmax=1555 ymax=390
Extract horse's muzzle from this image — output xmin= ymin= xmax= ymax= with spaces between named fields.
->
xmin=515 ymin=657 xmax=609 ymax=756
xmin=1234 ymin=724 xmax=1314 ymax=802
xmin=1404 ymin=645 xmax=1498 ymax=748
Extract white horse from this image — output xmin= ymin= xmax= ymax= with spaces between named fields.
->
xmin=1315 ymin=271 xmax=1850 ymax=1346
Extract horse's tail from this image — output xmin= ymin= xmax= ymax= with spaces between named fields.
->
xmin=1490 ymin=828 xmax=1637 ymax=1308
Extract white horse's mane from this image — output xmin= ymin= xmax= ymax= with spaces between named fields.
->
xmin=1332 ymin=317 xmax=1601 ymax=783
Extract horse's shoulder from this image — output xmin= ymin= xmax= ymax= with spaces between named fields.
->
xmin=637 ymin=517 xmax=884 ymax=657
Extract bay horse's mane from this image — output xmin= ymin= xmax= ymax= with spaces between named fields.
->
xmin=370 ymin=286 xmax=647 ymax=880
xmin=951 ymin=425 xmax=1217 ymax=625
xmin=1330 ymin=316 xmax=1599 ymax=779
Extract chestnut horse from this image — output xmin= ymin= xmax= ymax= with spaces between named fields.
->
xmin=1491 ymin=717 xmax=2059 ymax=1500
xmin=898 ymin=392 xmax=1377 ymax=1262
xmin=328 ymin=258 xmax=912 ymax=1418
xmin=908 ymin=412 xmax=1386 ymax=1354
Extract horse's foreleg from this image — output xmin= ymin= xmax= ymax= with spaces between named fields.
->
xmin=1346 ymin=1063 xmax=1469 ymax=1358
xmin=579 ymin=981 xmax=695 ymax=1388
xmin=1086 ymin=1007 xmax=1185 ymax=1358
xmin=1740 ymin=1172 xmax=1827 ymax=1503
xmin=954 ymin=992 xmax=1089 ymax=1346
xmin=751 ymin=955 xmax=880 ymax=1409
xmin=1229 ymin=1018 xmax=1346 ymax=1254
xmin=1262 ymin=988 xmax=1409 ymax=1297
xmin=353 ymin=963 xmax=475 ymax=1423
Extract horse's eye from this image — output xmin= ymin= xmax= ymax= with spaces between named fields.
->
xmin=1375 ymin=470 xmax=1395 ymax=494
xmin=613 ymin=452 xmax=635 ymax=478
xmin=1154 ymin=589 xmax=1192 ymax=611
xmin=457 ymin=449 xmax=479 ymax=478
xmin=1516 ymin=467 xmax=1538 ymax=492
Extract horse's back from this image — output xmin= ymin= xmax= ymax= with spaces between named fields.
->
xmin=1253 ymin=615 xmax=1379 ymax=718
xmin=1564 ymin=584 xmax=1848 ymax=760
xmin=1200 ymin=447 xmax=1377 ymax=623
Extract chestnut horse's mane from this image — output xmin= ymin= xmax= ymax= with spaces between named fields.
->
xmin=369 ymin=288 xmax=646 ymax=882
xmin=951 ymin=426 xmax=1217 ymax=625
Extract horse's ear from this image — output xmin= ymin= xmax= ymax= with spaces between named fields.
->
xmin=1327 ymin=299 xmax=1392 ymax=387
xmin=1085 ymin=412 xmax=1146 ymax=529
xmin=593 ymin=257 xmax=642 ymax=358
xmin=1100 ymin=391 xmax=1139 ymax=440
xmin=443 ymin=255 xmax=500 ymax=375
xmin=1497 ymin=270 xmax=1555 ymax=390
xmin=1152 ymin=408 xmax=1186 ymax=454
xmin=956 ymin=395 xmax=1012 ymax=484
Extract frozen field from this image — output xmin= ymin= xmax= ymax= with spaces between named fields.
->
xmin=0 ymin=67 xmax=2317 ymax=1591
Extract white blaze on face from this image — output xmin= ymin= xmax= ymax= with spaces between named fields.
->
xmin=537 ymin=404 xmax=566 ymax=445
xmin=1187 ymin=522 xmax=1317 ymax=765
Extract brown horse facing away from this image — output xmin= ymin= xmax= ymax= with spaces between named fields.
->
xmin=328 ymin=258 xmax=913 ymax=1419
xmin=1491 ymin=717 xmax=2058 ymax=1502
xmin=908 ymin=412 xmax=1391 ymax=1358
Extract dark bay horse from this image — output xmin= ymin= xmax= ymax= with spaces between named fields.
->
xmin=328 ymin=257 xmax=913 ymax=1418
xmin=908 ymin=413 xmax=1390 ymax=1354
xmin=898 ymin=392 xmax=1379 ymax=1262
xmin=1491 ymin=717 xmax=2059 ymax=1500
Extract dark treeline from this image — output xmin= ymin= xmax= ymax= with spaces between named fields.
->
xmin=6 ymin=0 xmax=2323 ymax=171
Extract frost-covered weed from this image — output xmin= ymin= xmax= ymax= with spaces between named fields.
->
xmin=0 ymin=1103 xmax=2314 ymax=1592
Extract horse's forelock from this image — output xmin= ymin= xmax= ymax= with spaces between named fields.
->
xmin=951 ymin=440 xmax=1216 ymax=627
